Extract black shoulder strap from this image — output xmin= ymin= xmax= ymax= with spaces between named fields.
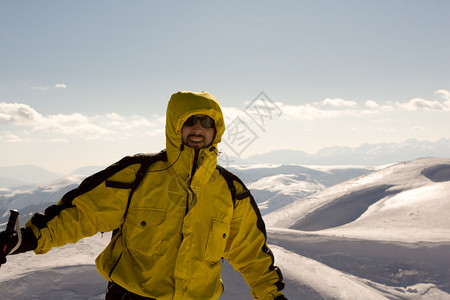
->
xmin=216 ymin=165 xmax=236 ymax=207
xmin=33 ymin=150 xmax=168 ymax=235
xmin=216 ymin=165 xmax=252 ymax=207
xmin=122 ymin=150 xmax=167 ymax=222
xmin=110 ymin=151 xmax=167 ymax=237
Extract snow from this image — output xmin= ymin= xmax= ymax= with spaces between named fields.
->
xmin=0 ymin=234 xmax=108 ymax=299
xmin=265 ymin=157 xmax=450 ymax=242
xmin=271 ymin=245 xmax=449 ymax=300
xmin=1 ymin=157 xmax=449 ymax=299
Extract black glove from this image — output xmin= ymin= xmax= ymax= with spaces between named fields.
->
xmin=275 ymin=295 xmax=288 ymax=300
xmin=0 ymin=227 xmax=37 ymax=265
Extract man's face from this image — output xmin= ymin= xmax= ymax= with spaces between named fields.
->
xmin=181 ymin=114 xmax=216 ymax=149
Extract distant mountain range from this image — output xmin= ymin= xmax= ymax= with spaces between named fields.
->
xmin=0 ymin=165 xmax=63 ymax=188
xmin=240 ymin=138 xmax=450 ymax=166
xmin=1 ymin=138 xmax=449 ymax=189
xmin=0 ymin=165 xmax=103 ymax=189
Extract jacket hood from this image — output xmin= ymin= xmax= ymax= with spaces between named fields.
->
xmin=165 ymin=91 xmax=225 ymax=180
xmin=166 ymin=91 xmax=225 ymax=154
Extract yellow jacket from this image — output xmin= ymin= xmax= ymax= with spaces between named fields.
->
xmin=26 ymin=91 xmax=285 ymax=299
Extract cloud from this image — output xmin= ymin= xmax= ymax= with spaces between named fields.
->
xmin=103 ymin=114 xmax=155 ymax=129
xmin=278 ymin=101 xmax=379 ymax=121
xmin=32 ymin=113 xmax=113 ymax=138
xmin=394 ymin=90 xmax=450 ymax=111
xmin=222 ymin=89 xmax=450 ymax=124
xmin=0 ymin=102 xmax=160 ymax=141
xmin=281 ymin=103 xmax=348 ymax=120
xmin=0 ymin=103 xmax=42 ymax=124
xmin=46 ymin=138 xmax=70 ymax=144
xmin=32 ymin=83 xmax=68 ymax=91
xmin=320 ymin=98 xmax=357 ymax=108
xmin=365 ymin=100 xmax=379 ymax=108
xmin=436 ymin=89 xmax=450 ymax=107
xmin=396 ymin=98 xmax=448 ymax=111
xmin=0 ymin=132 xmax=26 ymax=143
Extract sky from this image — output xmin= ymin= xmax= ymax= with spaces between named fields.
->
xmin=1 ymin=0 xmax=449 ymax=174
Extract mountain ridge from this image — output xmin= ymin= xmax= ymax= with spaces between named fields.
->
xmin=2 ymin=138 xmax=449 ymax=189
xmin=243 ymin=138 xmax=450 ymax=166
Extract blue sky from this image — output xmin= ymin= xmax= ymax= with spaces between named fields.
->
xmin=1 ymin=0 xmax=449 ymax=173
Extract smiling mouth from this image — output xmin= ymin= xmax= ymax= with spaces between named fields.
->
xmin=188 ymin=135 xmax=204 ymax=143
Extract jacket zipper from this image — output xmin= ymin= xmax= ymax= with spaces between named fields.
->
xmin=186 ymin=149 xmax=199 ymax=215
xmin=180 ymin=149 xmax=200 ymax=245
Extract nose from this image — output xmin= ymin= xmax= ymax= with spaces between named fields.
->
xmin=191 ymin=120 xmax=204 ymax=131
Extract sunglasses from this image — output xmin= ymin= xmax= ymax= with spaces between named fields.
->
xmin=183 ymin=115 xmax=215 ymax=128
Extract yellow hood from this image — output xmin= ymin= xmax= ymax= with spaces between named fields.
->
xmin=165 ymin=91 xmax=225 ymax=151
xmin=165 ymin=91 xmax=225 ymax=180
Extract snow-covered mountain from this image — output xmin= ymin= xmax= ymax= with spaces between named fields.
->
xmin=0 ymin=157 xmax=449 ymax=299
xmin=0 ymin=164 xmax=374 ymax=226
xmin=227 ymin=164 xmax=375 ymax=215
xmin=0 ymin=175 xmax=84 ymax=227
xmin=265 ymin=157 xmax=450 ymax=242
xmin=264 ymin=157 xmax=450 ymax=299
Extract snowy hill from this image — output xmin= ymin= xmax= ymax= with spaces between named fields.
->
xmin=227 ymin=164 xmax=375 ymax=215
xmin=0 ymin=175 xmax=85 ymax=227
xmin=0 ymin=164 xmax=374 ymax=227
xmin=0 ymin=158 xmax=449 ymax=299
xmin=265 ymin=157 xmax=450 ymax=242
xmin=264 ymin=157 xmax=450 ymax=298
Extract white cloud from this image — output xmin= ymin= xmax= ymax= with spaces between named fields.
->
xmin=396 ymin=98 xmax=447 ymax=111
xmin=106 ymin=113 xmax=125 ymax=121
xmin=0 ymin=102 xmax=42 ymax=124
xmin=372 ymin=118 xmax=392 ymax=124
xmin=435 ymin=89 xmax=450 ymax=108
xmin=220 ymin=89 xmax=450 ymax=124
xmin=279 ymin=101 xmax=380 ymax=120
xmin=46 ymin=138 xmax=70 ymax=144
xmin=145 ymin=128 xmax=164 ymax=137
xmin=33 ymin=114 xmax=113 ymax=138
xmin=221 ymin=106 xmax=254 ymax=123
xmin=32 ymin=83 xmax=68 ymax=91
xmin=365 ymin=100 xmax=379 ymax=108
xmin=376 ymin=128 xmax=395 ymax=133
xmin=0 ymin=102 xmax=159 ymax=141
xmin=281 ymin=103 xmax=345 ymax=120
xmin=102 ymin=114 xmax=155 ymax=129
xmin=1 ymin=132 xmax=26 ymax=143
xmin=32 ymin=86 xmax=51 ymax=91
xmin=321 ymin=98 xmax=357 ymax=108
xmin=394 ymin=90 xmax=450 ymax=112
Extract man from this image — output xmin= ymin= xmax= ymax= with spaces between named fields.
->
xmin=0 ymin=91 xmax=287 ymax=299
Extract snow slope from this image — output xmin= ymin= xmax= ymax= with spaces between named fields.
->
xmin=0 ymin=158 xmax=449 ymax=299
xmin=227 ymin=164 xmax=374 ymax=215
xmin=0 ymin=175 xmax=84 ymax=228
xmin=265 ymin=157 xmax=450 ymax=242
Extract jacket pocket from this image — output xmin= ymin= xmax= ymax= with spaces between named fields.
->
xmin=205 ymin=218 xmax=230 ymax=264
xmin=124 ymin=207 xmax=166 ymax=255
